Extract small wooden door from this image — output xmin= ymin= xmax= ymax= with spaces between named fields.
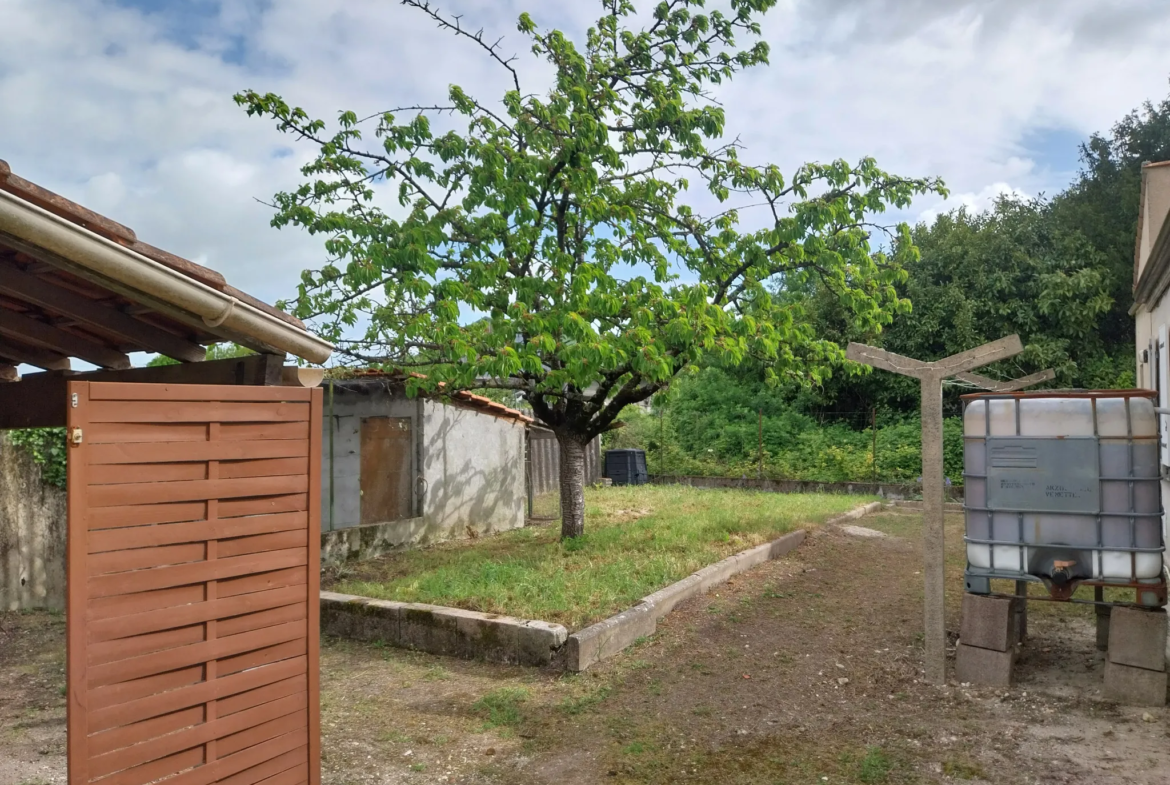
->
xmin=359 ymin=416 xmax=413 ymax=524
xmin=66 ymin=381 xmax=322 ymax=785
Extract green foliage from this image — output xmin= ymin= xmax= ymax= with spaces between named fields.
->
xmin=857 ymin=746 xmax=893 ymax=783
xmin=606 ymin=367 xmax=964 ymax=483
xmin=6 ymin=429 xmax=67 ymax=489
xmin=148 ymin=343 xmax=254 ymax=367
xmin=472 ymin=687 xmax=529 ymax=728
xmin=235 ymin=0 xmax=943 ymax=537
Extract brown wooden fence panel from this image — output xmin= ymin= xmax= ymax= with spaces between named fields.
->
xmin=67 ymin=382 xmax=322 ymax=785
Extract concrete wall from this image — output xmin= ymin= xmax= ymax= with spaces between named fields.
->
xmin=321 ymin=383 xmax=527 ymax=564
xmin=0 ymin=433 xmax=66 ymax=611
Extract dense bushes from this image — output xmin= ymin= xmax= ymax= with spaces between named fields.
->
xmin=604 ymin=369 xmax=965 ymax=485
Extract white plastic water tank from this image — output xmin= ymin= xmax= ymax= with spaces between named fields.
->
xmin=963 ymin=391 xmax=1164 ymax=588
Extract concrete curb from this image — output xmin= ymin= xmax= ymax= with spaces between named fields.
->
xmin=320 ymin=591 xmax=569 ymax=666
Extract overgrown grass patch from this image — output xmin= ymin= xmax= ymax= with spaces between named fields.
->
xmin=328 ymin=486 xmax=869 ymax=628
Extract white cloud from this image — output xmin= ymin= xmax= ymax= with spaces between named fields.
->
xmin=2 ymin=0 xmax=1170 ymax=337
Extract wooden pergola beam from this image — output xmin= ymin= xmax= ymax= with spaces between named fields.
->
xmin=0 ymin=308 xmax=130 ymax=369
xmin=0 ymin=353 xmax=285 ymax=429
xmin=0 ymin=338 xmax=72 ymax=371
xmin=1 ymin=231 xmax=284 ymax=357
xmin=3 ymin=264 xmax=207 ymax=363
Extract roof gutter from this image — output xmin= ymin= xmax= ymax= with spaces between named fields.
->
xmin=0 ymin=188 xmax=333 ymax=364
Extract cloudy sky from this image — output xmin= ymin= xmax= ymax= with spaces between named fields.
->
xmin=4 ymin=0 xmax=1170 ymax=324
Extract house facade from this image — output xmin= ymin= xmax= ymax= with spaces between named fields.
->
xmin=1131 ymin=160 xmax=1170 ymax=567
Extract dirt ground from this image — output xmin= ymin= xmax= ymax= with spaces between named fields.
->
xmin=4 ymin=509 xmax=1170 ymax=785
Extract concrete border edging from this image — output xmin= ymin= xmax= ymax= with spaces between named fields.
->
xmin=319 ymin=591 xmax=569 ymax=666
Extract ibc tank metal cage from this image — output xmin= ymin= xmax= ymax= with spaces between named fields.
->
xmin=961 ymin=390 xmax=1168 ymax=607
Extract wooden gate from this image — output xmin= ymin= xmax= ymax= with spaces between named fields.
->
xmin=66 ymin=382 xmax=322 ymax=785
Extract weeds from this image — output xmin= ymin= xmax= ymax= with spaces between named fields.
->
xmin=472 ymin=687 xmax=529 ymax=729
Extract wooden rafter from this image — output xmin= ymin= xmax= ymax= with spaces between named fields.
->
xmin=0 ymin=231 xmax=285 ymax=357
xmin=0 ymin=309 xmax=130 ymax=369
xmin=2 ymin=262 xmax=207 ymax=362
xmin=0 ymin=338 xmax=71 ymax=370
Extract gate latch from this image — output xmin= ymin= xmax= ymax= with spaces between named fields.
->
xmin=70 ymin=427 xmax=83 ymax=446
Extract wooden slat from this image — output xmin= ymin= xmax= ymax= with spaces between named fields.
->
xmin=218 ymin=602 xmax=306 ymax=639
xmin=89 ymin=543 xmax=206 ymax=576
xmin=218 ymin=638 xmax=306 ymax=678
xmin=88 ymin=421 xmax=208 ymax=444
xmin=89 ymin=704 xmax=205 ymax=758
xmin=89 ymin=501 xmax=206 ymax=531
xmin=219 ymin=750 xmax=307 ymax=785
xmin=89 ymin=382 xmax=313 ymax=402
xmin=220 ymin=421 xmax=309 ymax=441
xmin=218 ymin=678 xmax=306 ymax=719
xmin=89 ymin=584 xmax=206 ymax=622
xmin=220 ymin=457 xmax=309 ymax=479
xmin=90 ymin=585 xmax=307 ymax=644
xmin=90 ymin=461 xmax=207 ymax=485
xmin=89 ymin=623 xmax=206 ymax=667
xmin=89 ymin=665 xmax=206 ymax=714
xmin=90 ymin=439 xmax=309 ymax=465
xmin=88 ymin=657 xmax=306 ymax=734
xmin=218 ymin=531 xmax=306 ymax=559
xmin=90 ymin=693 xmax=307 ymax=779
xmin=88 ymin=400 xmax=310 ymax=424
xmin=219 ymin=493 xmax=308 ymax=519
xmin=217 ymin=567 xmax=307 ymax=599
xmin=89 ymin=475 xmax=308 ymax=508
xmin=98 ymin=745 xmax=205 ymax=785
xmin=157 ymin=728 xmax=306 ymax=785
xmin=89 ymin=619 xmax=307 ymax=689
xmin=88 ymin=548 xmax=307 ymax=599
xmin=89 ymin=511 xmax=306 ymax=553
xmin=217 ymin=709 xmax=309 ymax=760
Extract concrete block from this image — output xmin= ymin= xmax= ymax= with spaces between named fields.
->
xmin=1104 ymin=660 xmax=1168 ymax=707
xmin=767 ymin=529 xmax=807 ymax=559
xmin=320 ymin=592 xmax=568 ymax=666
xmin=641 ymin=573 xmax=704 ymax=622
xmin=566 ymin=603 xmax=657 ymax=672
xmin=1095 ymin=604 xmax=1111 ymax=652
xmin=1108 ymin=607 xmax=1168 ymax=672
xmin=956 ymin=643 xmax=1014 ymax=688
xmin=960 ymin=593 xmax=1019 ymax=653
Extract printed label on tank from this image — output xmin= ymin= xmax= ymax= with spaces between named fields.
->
xmin=985 ymin=437 xmax=1099 ymax=514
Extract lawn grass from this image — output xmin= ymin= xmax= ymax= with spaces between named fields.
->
xmin=326 ymin=485 xmax=872 ymax=628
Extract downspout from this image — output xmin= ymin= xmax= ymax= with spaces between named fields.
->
xmin=0 ymin=189 xmax=334 ymax=364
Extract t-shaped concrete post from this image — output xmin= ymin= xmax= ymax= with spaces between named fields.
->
xmin=845 ymin=335 xmax=1025 ymax=685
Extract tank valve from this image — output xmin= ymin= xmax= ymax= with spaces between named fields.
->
xmin=1051 ymin=560 xmax=1077 ymax=586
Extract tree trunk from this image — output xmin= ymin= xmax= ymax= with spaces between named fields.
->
xmin=558 ymin=435 xmax=587 ymax=539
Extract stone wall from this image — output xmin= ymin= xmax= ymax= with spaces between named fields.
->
xmin=0 ymin=433 xmax=67 ymax=611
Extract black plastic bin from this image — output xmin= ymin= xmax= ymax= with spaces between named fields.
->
xmin=604 ymin=449 xmax=648 ymax=486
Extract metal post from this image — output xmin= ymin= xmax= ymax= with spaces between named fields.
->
xmin=871 ymin=405 xmax=878 ymax=483
xmin=758 ymin=408 xmax=763 ymax=480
